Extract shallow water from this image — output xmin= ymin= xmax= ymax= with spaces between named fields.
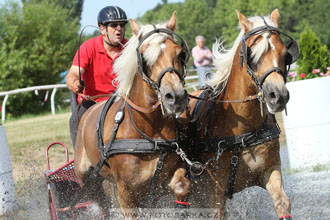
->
xmin=1 ymin=170 xmax=329 ymax=220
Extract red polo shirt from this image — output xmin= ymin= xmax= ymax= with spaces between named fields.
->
xmin=72 ymin=35 xmax=128 ymax=102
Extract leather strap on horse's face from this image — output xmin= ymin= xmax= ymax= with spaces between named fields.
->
xmin=136 ymin=27 xmax=189 ymax=92
xmin=240 ymin=20 xmax=300 ymax=90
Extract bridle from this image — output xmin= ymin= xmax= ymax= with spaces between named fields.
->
xmin=237 ymin=17 xmax=300 ymax=115
xmin=135 ymin=27 xmax=189 ymax=98
xmin=188 ymin=19 xmax=299 ymax=109
xmin=240 ymin=17 xmax=300 ymax=93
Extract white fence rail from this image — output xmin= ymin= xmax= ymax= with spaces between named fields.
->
xmin=0 ymin=75 xmax=199 ymax=124
xmin=0 ymin=84 xmax=67 ymax=124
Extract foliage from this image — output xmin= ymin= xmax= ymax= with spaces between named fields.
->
xmin=289 ymin=0 xmax=330 ymax=49
xmin=137 ymin=0 xmax=299 ymax=66
xmin=288 ymin=67 xmax=330 ymax=82
xmin=0 ymin=1 xmax=79 ymax=116
xmin=138 ymin=0 xmax=215 ymax=68
xmin=22 ymin=0 xmax=84 ymax=22
xmin=294 ymin=26 xmax=330 ymax=80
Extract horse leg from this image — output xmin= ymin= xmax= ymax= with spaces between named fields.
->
xmin=208 ymin=172 xmax=226 ymax=220
xmin=84 ymin=176 xmax=111 ymax=219
xmin=169 ymin=167 xmax=191 ymax=208
xmin=116 ymin=181 xmax=139 ymax=220
xmin=264 ymin=168 xmax=291 ymax=219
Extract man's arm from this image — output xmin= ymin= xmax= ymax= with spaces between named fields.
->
xmin=66 ymin=65 xmax=85 ymax=94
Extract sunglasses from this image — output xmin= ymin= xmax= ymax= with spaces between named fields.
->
xmin=108 ymin=23 xmax=126 ymax=28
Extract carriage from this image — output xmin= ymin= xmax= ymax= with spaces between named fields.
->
xmin=44 ymin=142 xmax=101 ymax=220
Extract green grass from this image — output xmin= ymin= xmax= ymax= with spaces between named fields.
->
xmin=3 ymin=111 xmax=74 ymax=194
xmin=5 ymin=111 xmax=72 ymax=160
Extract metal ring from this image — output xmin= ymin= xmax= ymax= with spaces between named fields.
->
xmin=189 ymin=161 xmax=204 ymax=176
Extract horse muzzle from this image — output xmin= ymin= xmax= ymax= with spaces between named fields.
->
xmin=263 ymin=82 xmax=290 ymax=113
xmin=160 ymin=87 xmax=188 ymax=117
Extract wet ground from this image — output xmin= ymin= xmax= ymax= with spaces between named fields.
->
xmin=1 ymin=170 xmax=329 ymax=220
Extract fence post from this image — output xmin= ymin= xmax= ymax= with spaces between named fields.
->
xmin=0 ymin=125 xmax=17 ymax=215
xmin=1 ymin=95 xmax=8 ymax=125
xmin=51 ymin=88 xmax=57 ymax=115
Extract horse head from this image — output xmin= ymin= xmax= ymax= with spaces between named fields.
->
xmin=236 ymin=9 xmax=299 ymax=113
xmin=115 ymin=12 xmax=189 ymax=117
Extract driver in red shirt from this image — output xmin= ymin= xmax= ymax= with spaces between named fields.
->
xmin=66 ymin=6 xmax=128 ymax=148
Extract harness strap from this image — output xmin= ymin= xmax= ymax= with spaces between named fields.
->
xmin=122 ymin=94 xmax=161 ymax=114
xmin=70 ymin=94 xmax=118 ymax=210
xmin=149 ymin=151 xmax=167 ymax=198
xmin=188 ymin=92 xmax=260 ymax=104
xmin=193 ymin=123 xmax=280 ymax=153
xmin=104 ymin=139 xmax=177 ymax=155
xmin=224 ymin=147 xmax=240 ymax=199
xmin=78 ymin=92 xmax=111 ymax=101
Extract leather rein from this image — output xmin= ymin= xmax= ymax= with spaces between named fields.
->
xmin=78 ymin=92 xmax=161 ymax=114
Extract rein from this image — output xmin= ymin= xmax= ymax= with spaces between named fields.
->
xmin=188 ymin=91 xmax=262 ymax=104
xmin=77 ymin=93 xmax=111 ymax=101
xmin=121 ymin=94 xmax=161 ymax=114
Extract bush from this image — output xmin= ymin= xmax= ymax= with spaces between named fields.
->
xmin=0 ymin=1 xmax=79 ymax=116
xmin=295 ymin=25 xmax=330 ymax=80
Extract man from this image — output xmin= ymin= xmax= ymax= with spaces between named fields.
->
xmin=192 ymin=35 xmax=213 ymax=88
xmin=66 ymin=6 xmax=128 ymax=148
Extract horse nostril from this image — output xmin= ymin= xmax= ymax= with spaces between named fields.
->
xmin=165 ymin=92 xmax=175 ymax=104
xmin=269 ymin=92 xmax=277 ymax=100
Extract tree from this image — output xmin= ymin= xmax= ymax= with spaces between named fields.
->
xmin=297 ymin=25 xmax=330 ymax=78
xmin=212 ymin=0 xmax=296 ymax=46
xmin=287 ymin=0 xmax=330 ymax=49
xmin=138 ymin=0 xmax=216 ymax=68
xmin=0 ymin=1 xmax=79 ymax=116
xmin=22 ymin=0 xmax=84 ymax=22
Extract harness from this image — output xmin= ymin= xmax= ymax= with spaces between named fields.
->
xmin=188 ymin=91 xmax=281 ymax=199
xmin=70 ymin=26 xmax=190 ymax=209
xmin=184 ymin=19 xmax=298 ymax=199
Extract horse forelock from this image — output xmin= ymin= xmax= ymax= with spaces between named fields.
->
xmin=114 ymin=22 xmax=169 ymax=96
xmin=249 ymin=16 xmax=276 ymax=65
xmin=207 ymin=15 xmax=276 ymax=91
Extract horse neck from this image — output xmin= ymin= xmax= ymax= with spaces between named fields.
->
xmin=129 ymin=74 xmax=157 ymax=109
xmin=127 ymin=73 xmax=177 ymax=139
xmin=213 ymin=49 xmax=266 ymax=136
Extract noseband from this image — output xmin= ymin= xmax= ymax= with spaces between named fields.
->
xmin=136 ymin=27 xmax=189 ymax=91
xmin=240 ymin=18 xmax=299 ymax=91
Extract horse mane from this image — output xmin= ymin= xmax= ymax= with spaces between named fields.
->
xmin=206 ymin=15 xmax=276 ymax=91
xmin=113 ymin=22 xmax=169 ymax=96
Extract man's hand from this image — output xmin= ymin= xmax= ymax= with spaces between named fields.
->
xmin=72 ymin=79 xmax=83 ymax=94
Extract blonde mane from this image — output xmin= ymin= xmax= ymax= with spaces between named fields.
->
xmin=113 ymin=22 xmax=170 ymax=96
xmin=206 ymin=15 xmax=276 ymax=90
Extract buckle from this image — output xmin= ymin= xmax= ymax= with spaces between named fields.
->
xmin=231 ymin=155 xmax=239 ymax=166
xmin=156 ymin=160 xmax=164 ymax=170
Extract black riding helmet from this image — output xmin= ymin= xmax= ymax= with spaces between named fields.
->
xmin=97 ymin=6 xmax=128 ymax=26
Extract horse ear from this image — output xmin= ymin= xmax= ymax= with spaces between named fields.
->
xmin=130 ymin=18 xmax=140 ymax=36
xmin=236 ymin=10 xmax=253 ymax=32
xmin=166 ymin=11 xmax=176 ymax=31
xmin=270 ymin=9 xmax=280 ymax=28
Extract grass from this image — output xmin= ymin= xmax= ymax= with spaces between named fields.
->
xmin=3 ymin=110 xmax=74 ymax=194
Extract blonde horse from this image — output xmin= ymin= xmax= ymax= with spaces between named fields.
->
xmin=181 ymin=9 xmax=299 ymax=220
xmin=74 ymin=12 xmax=191 ymax=219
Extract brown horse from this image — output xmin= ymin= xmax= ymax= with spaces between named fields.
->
xmin=181 ymin=9 xmax=299 ymax=220
xmin=74 ymin=12 xmax=191 ymax=219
